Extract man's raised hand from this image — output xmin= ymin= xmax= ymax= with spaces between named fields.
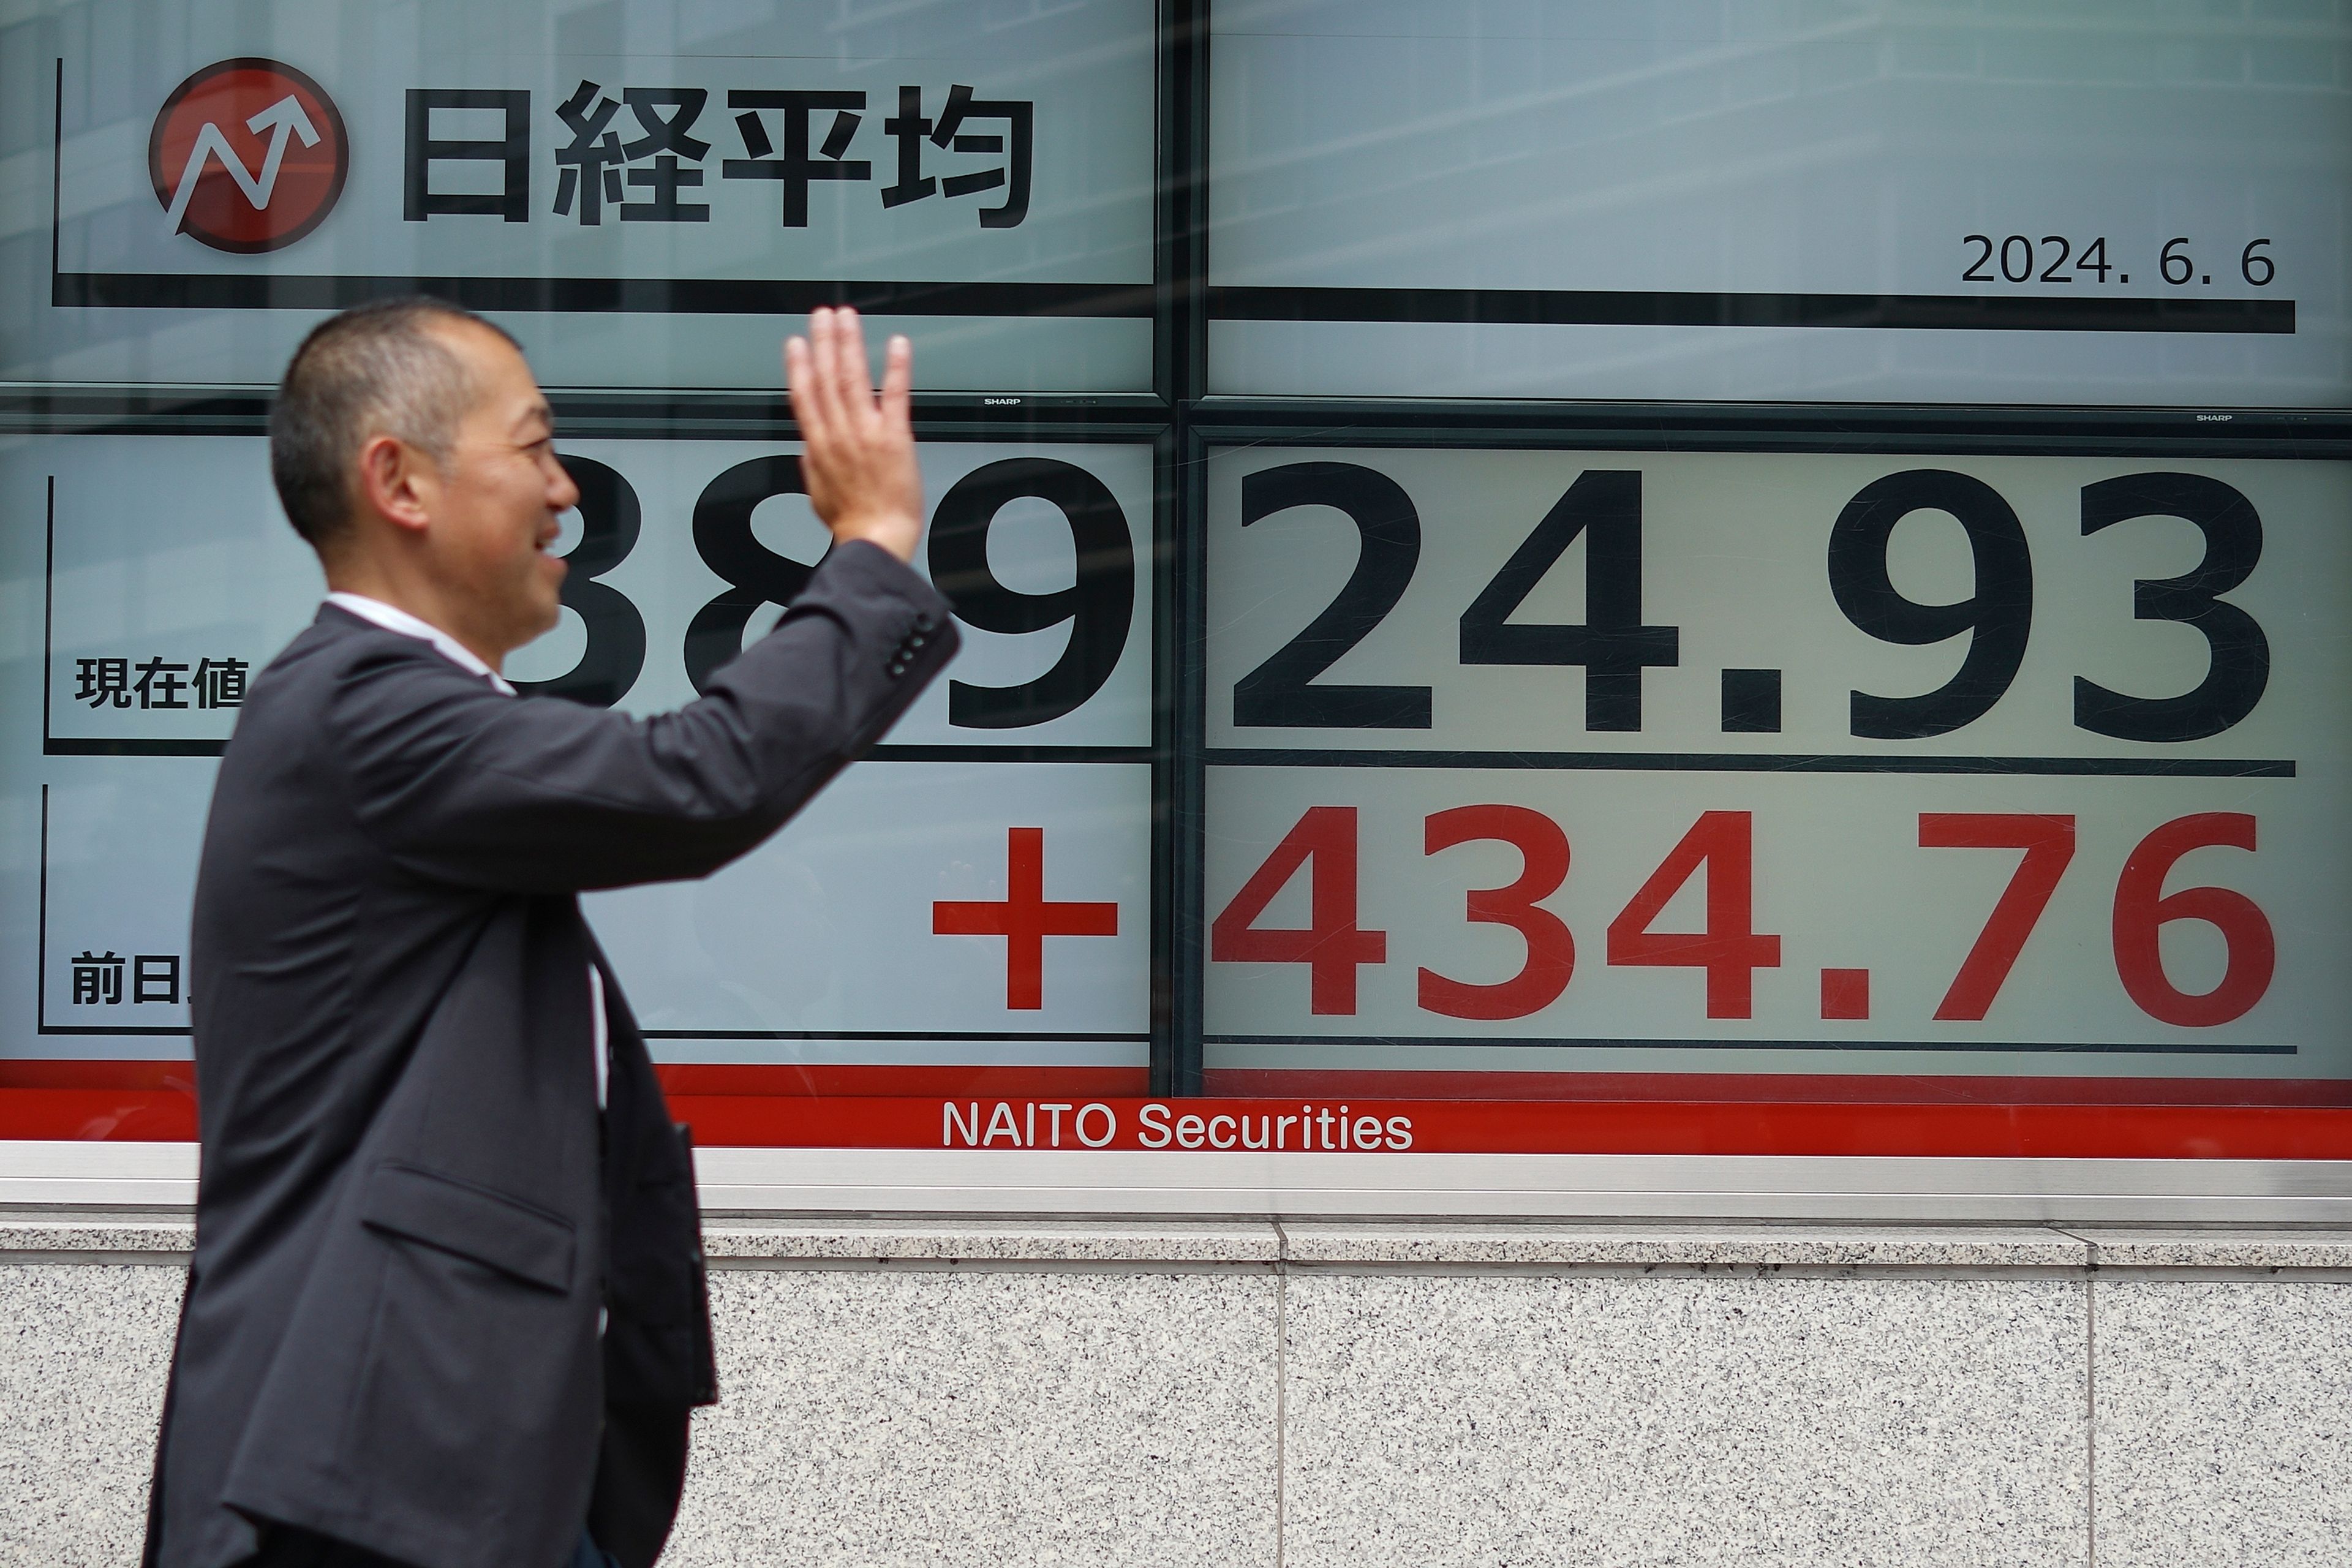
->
xmin=785 ymin=306 xmax=923 ymax=564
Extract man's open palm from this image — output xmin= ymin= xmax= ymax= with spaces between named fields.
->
xmin=786 ymin=307 xmax=923 ymax=564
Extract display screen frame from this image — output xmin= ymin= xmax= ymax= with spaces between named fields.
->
xmin=6 ymin=1 xmax=2352 ymax=1207
xmin=1173 ymin=409 xmax=2352 ymax=1136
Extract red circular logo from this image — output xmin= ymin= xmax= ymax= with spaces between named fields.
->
xmin=149 ymin=59 xmax=347 ymax=254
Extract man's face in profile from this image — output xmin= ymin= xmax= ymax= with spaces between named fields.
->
xmin=425 ymin=321 xmax=578 ymax=655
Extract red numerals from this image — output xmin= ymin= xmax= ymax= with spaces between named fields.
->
xmin=1417 ymin=805 xmax=1575 ymax=1020
xmin=1920 ymin=814 xmax=2076 ymax=1020
xmin=1211 ymin=804 xmax=2277 ymax=1030
xmin=1208 ymin=806 xmax=1387 ymax=1014
xmin=1916 ymin=810 xmax=2275 ymax=1027
xmin=1604 ymin=810 xmax=1781 ymax=1019
xmin=2113 ymin=812 xmax=2275 ymax=1027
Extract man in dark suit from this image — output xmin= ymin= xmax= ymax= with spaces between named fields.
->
xmin=142 ymin=302 xmax=954 ymax=1568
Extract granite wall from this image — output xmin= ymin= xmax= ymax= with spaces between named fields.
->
xmin=7 ymin=1216 xmax=2352 ymax=1567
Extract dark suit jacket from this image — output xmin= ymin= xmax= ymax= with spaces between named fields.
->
xmin=143 ymin=540 xmax=957 ymax=1568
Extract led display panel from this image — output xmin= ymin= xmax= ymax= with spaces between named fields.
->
xmin=7 ymin=1 xmax=2350 ymax=1176
xmin=1203 ymin=446 xmax=2352 ymax=1087
xmin=1208 ymin=1 xmax=2350 ymax=406
xmin=5 ymin=0 xmax=1156 ymax=390
xmin=3 ymin=437 xmax=1155 ymax=1102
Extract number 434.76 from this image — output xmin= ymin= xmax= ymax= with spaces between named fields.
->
xmin=1212 ymin=805 xmax=2274 ymax=1029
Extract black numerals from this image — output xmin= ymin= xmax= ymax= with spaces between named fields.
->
xmin=685 ymin=456 xmax=823 ymax=695
xmin=1231 ymin=464 xmax=1681 ymax=733
xmin=1830 ymin=470 xmax=2034 ymax=739
xmin=1460 ymin=470 xmax=1678 ymax=731
xmin=2001 ymin=235 xmax=2034 ymax=282
xmin=1236 ymin=462 xmax=1432 ymax=729
xmin=687 ymin=455 xmax=1138 ymax=723
xmin=927 ymin=458 xmax=1136 ymax=729
xmin=510 ymin=456 xmax=647 ymax=707
xmin=1958 ymin=235 xmax=2281 ymax=288
xmin=1829 ymin=470 xmax=2269 ymax=743
xmin=2075 ymin=474 xmax=2270 ymax=742
xmin=1966 ymin=233 xmax=2086 ymax=284
xmin=1219 ymin=459 xmax=2275 ymax=748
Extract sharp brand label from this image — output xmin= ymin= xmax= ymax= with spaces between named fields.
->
xmin=148 ymin=58 xmax=348 ymax=253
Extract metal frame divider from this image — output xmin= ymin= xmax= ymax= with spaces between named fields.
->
xmin=1150 ymin=0 xmax=1211 ymax=1096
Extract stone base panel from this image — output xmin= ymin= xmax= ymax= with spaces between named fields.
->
xmin=8 ymin=1216 xmax=2352 ymax=1567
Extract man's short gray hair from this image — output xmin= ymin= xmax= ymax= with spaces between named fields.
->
xmin=269 ymin=298 xmax=519 ymax=554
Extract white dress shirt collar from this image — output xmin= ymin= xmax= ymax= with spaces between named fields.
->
xmin=325 ymin=592 xmax=516 ymax=695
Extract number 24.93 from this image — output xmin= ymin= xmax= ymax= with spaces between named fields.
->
xmin=1239 ymin=464 xmax=2267 ymax=742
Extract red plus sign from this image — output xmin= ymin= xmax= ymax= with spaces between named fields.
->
xmin=933 ymin=827 xmax=1119 ymax=1009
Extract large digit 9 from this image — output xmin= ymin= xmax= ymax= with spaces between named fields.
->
xmin=510 ymin=455 xmax=646 ymax=706
xmin=684 ymin=456 xmax=825 ymax=695
xmin=927 ymin=458 xmax=1134 ymax=728
xmin=1828 ymin=470 xmax=2034 ymax=739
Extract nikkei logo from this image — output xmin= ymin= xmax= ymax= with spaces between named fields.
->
xmin=148 ymin=59 xmax=348 ymax=253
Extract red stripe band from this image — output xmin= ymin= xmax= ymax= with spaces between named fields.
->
xmin=4 ymin=1063 xmax=2351 ymax=1158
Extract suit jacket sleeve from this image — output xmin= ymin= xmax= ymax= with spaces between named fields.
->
xmin=326 ymin=540 xmax=958 ymax=893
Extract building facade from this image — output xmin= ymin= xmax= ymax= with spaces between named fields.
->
xmin=6 ymin=2 xmax=2352 ymax=1562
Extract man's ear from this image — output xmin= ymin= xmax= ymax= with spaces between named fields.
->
xmin=355 ymin=434 xmax=437 ymax=537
